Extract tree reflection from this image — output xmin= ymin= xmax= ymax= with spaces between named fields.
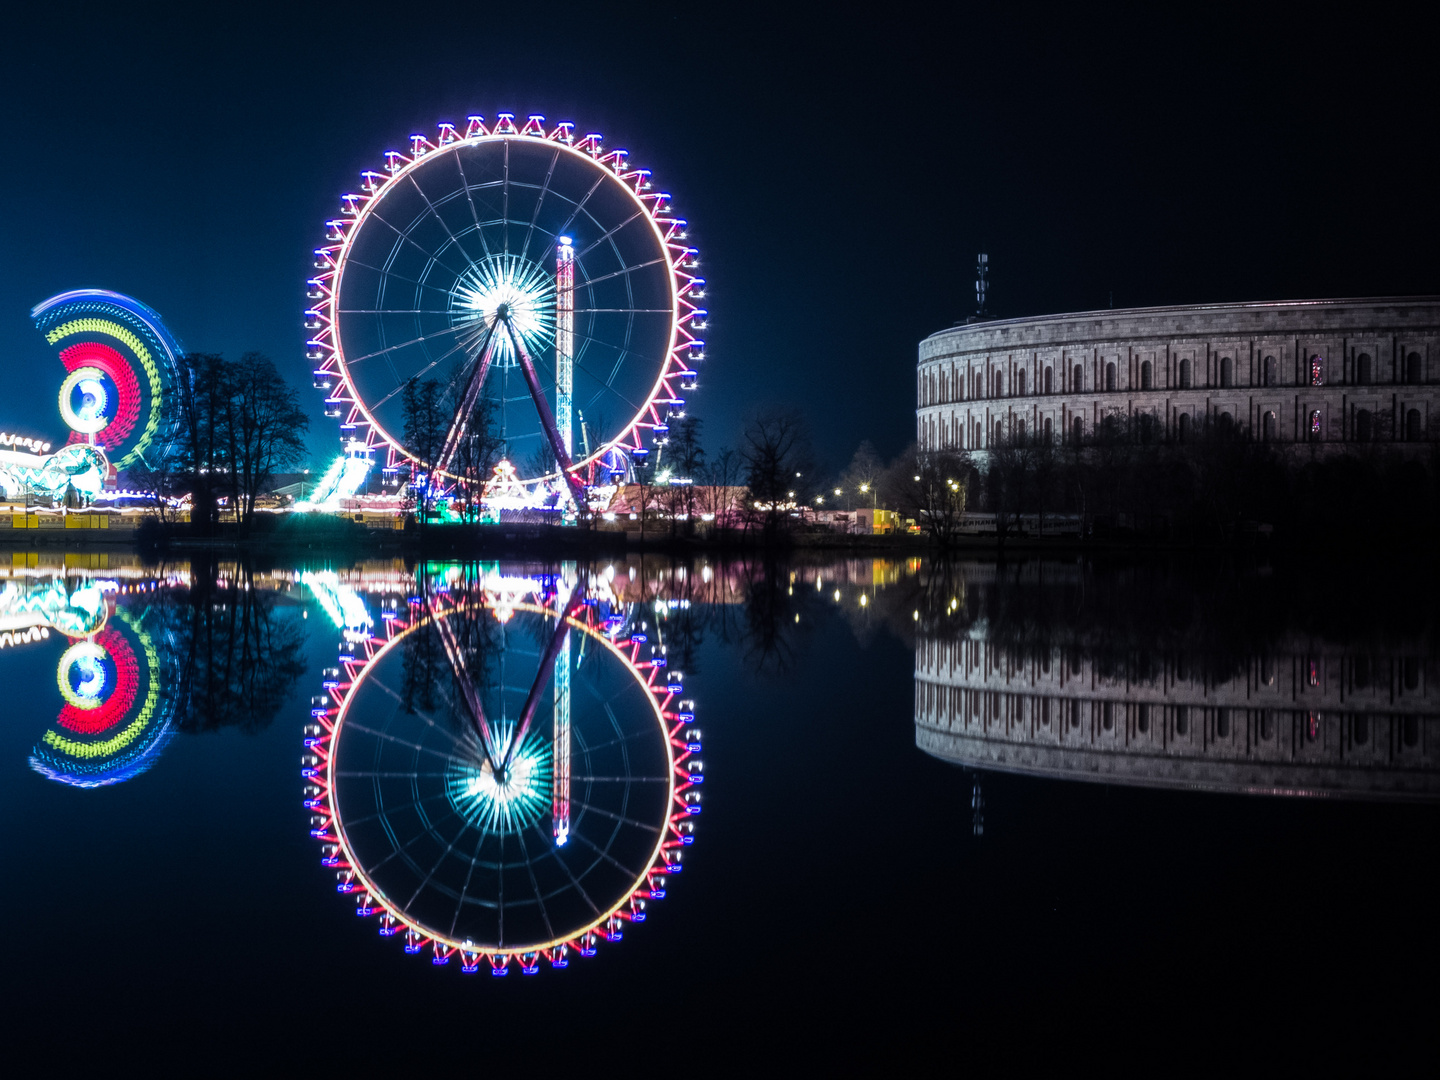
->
xmin=155 ymin=557 xmax=308 ymax=733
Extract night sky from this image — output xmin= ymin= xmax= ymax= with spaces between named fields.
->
xmin=2 ymin=4 xmax=1436 ymax=470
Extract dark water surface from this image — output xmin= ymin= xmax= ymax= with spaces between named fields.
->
xmin=2 ymin=552 xmax=1435 ymax=1067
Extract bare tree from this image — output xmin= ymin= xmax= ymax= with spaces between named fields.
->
xmin=662 ymin=416 xmax=705 ymax=535
xmin=228 ymin=353 xmax=309 ymax=527
xmin=741 ymin=407 xmax=816 ymax=540
xmin=403 ymin=377 xmax=448 ymax=527
xmin=887 ymin=443 xmax=973 ymax=546
xmin=699 ymin=446 xmax=743 ymax=533
xmin=175 ymin=353 xmax=233 ymax=535
xmin=837 ymin=439 xmax=884 ymax=510
xmin=451 ymin=396 xmax=505 ymax=522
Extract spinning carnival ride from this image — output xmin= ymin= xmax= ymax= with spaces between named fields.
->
xmin=302 ymin=567 xmax=703 ymax=973
xmin=308 ymin=114 xmax=705 ymax=506
xmin=1 ymin=290 xmax=182 ymax=502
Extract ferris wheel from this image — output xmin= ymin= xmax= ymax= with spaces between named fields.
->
xmin=308 ymin=114 xmax=706 ymax=495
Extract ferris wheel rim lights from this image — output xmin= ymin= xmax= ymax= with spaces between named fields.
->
xmin=310 ymin=114 xmax=705 ymax=486
xmin=312 ymin=598 xmax=692 ymax=968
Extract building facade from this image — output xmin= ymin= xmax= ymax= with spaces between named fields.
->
xmin=917 ymin=298 xmax=1440 ymax=450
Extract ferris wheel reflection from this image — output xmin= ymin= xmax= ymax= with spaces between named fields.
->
xmin=303 ymin=563 xmax=702 ymax=974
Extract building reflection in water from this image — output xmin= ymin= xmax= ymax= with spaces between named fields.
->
xmin=303 ymin=562 xmax=703 ymax=975
xmin=913 ymin=562 xmax=1440 ymax=800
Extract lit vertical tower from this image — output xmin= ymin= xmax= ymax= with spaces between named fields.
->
xmin=552 ymin=562 xmax=574 ymax=847
xmin=555 ymin=236 xmax=575 ymax=460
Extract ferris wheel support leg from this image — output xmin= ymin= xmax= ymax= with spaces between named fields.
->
xmin=436 ymin=319 xmax=502 ymax=477
xmin=431 ymin=601 xmax=502 ymax=770
xmin=500 ymin=320 xmax=587 ymax=505
xmin=503 ymin=595 xmax=585 ymax=771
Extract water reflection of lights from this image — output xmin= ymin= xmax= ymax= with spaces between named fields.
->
xmin=30 ymin=610 xmax=176 ymax=788
xmin=447 ymin=729 xmax=552 ymax=834
xmin=305 ymin=571 xmax=701 ymax=975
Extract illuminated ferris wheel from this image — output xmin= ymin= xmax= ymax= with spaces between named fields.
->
xmin=302 ymin=570 xmax=703 ymax=973
xmin=308 ymin=113 xmax=706 ymax=496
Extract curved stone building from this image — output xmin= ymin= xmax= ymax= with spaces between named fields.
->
xmin=914 ymin=632 xmax=1440 ymax=799
xmin=917 ymin=298 xmax=1440 ymax=449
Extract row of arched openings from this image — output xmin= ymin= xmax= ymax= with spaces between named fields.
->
xmin=923 ymin=351 xmax=1426 ymax=404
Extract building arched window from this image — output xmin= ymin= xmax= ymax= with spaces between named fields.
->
xmin=1263 ymin=355 xmax=1276 ymax=386
xmin=1311 ymin=355 xmax=1324 ymax=386
xmin=1177 ymin=412 xmax=1190 ymax=442
xmin=1353 ymin=715 xmax=1370 ymax=746
xmin=1102 ymin=702 xmax=1114 ymax=731
xmin=1407 ymin=351 xmax=1423 ymax=384
xmin=1216 ymin=708 xmax=1230 ymax=739
xmin=1017 ymin=369 xmax=1026 ymax=396
xmin=1262 ymin=411 xmax=1277 ymax=442
xmin=1141 ymin=360 xmax=1153 ymax=389
xmin=1218 ymin=411 xmax=1234 ymax=433
xmin=1407 ymin=408 xmax=1423 ymax=441
xmin=1043 ymin=416 xmax=1052 ymax=443
xmin=1105 ymin=362 xmax=1117 ymax=391
xmin=1179 ymin=358 xmax=1191 ymax=388
xmin=1357 ymin=353 xmax=1372 ymax=384
xmin=995 ymin=371 xmax=1004 ymax=397
xmin=1015 ymin=419 xmax=1026 ymax=442
xmin=1310 ymin=409 xmax=1323 ymax=440
xmin=1137 ymin=704 xmax=1150 ymax=733
xmin=1355 ymin=408 xmax=1372 ymax=441
xmin=995 ymin=418 xmax=1005 ymax=444
xmin=1073 ymin=363 xmax=1083 ymax=391
xmin=1044 ymin=366 xmax=1053 ymax=394
xmin=1260 ymin=712 xmax=1274 ymax=740
xmin=1072 ymin=416 xmax=1084 ymax=444
xmin=1220 ymin=356 xmax=1232 ymax=388
xmin=1175 ymin=706 xmax=1189 ymax=736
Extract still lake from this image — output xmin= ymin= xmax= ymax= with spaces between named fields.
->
xmin=2 ymin=551 xmax=1435 ymax=1066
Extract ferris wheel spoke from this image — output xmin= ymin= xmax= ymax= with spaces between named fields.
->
xmin=510 ymin=825 xmax=558 ymax=943
xmin=568 ymin=827 xmax=648 ymax=881
xmin=501 ymin=139 xmax=510 ymax=256
xmin=548 ymin=845 xmax=604 ymax=918
xmin=552 ymin=171 xmax=607 ymax=240
xmin=571 ymin=775 xmax=668 ymax=783
xmin=338 ymin=308 xmax=459 ymax=315
xmin=517 ymin=146 xmax=561 ymax=267
xmin=453 ymin=151 xmax=494 ymax=261
xmin=577 ymin=257 xmax=668 ymax=290
xmin=361 ymin=675 xmax=478 ymax=755
xmin=402 ymin=815 xmax=475 ymax=912
xmin=574 ymin=210 xmax=645 ymax=262
xmin=366 ymin=334 xmax=479 ymax=412
xmin=366 ymin=206 xmax=476 ymax=283
xmin=569 ymin=797 xmax=662 ymax=836
xmin=342 ymin=256 xmax=462 ymax=299
xmin=408 ymin=173 xmax=482 ymax=272
xmin=448 ymin=819 xmax=495 ymax=937
xmin=341 ymin=321 xmax=483 ymax=368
